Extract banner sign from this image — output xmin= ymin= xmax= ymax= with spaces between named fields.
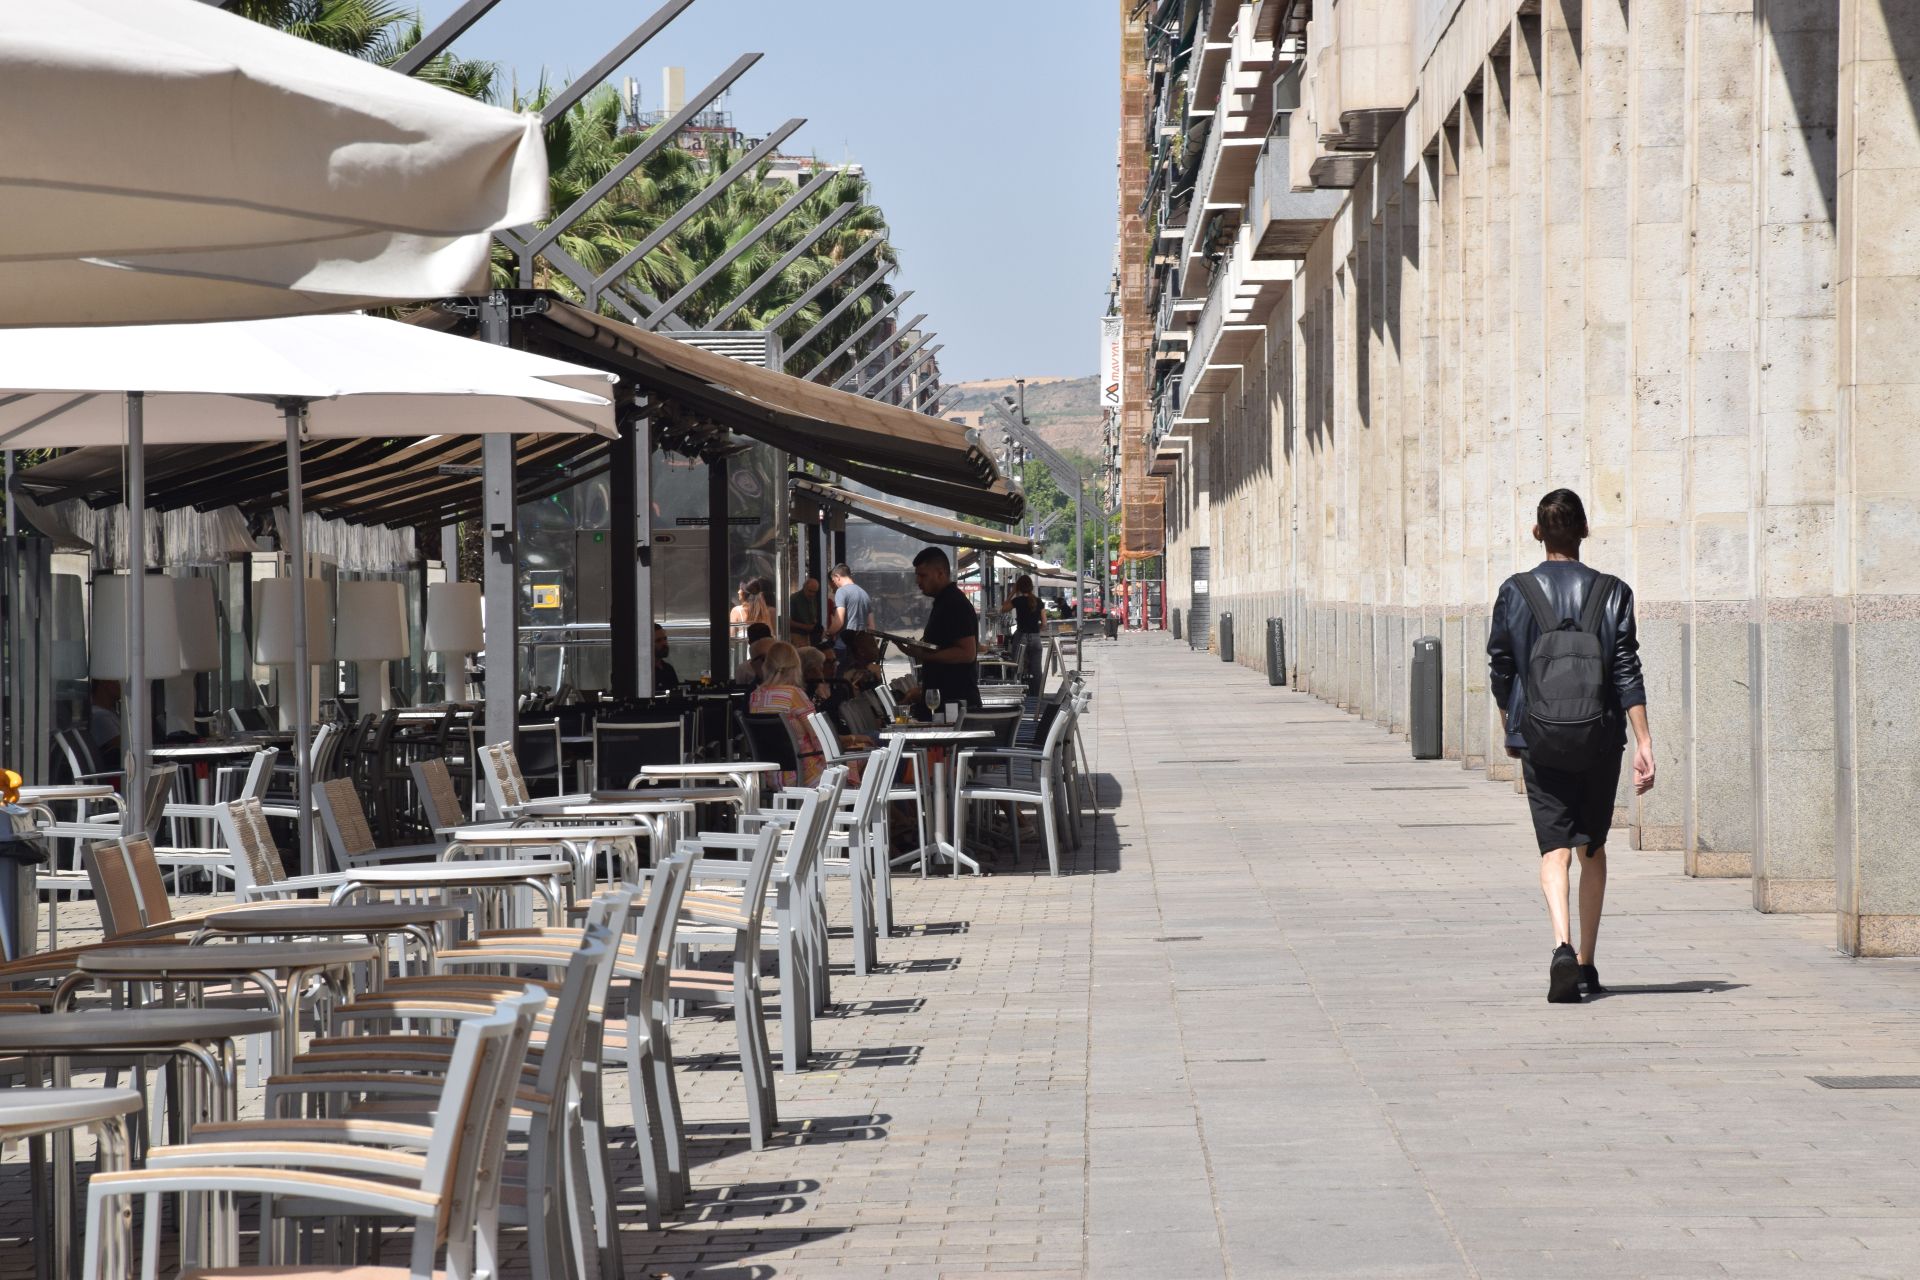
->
xmin=1101 ymin=316 xmax=1124 ymax=410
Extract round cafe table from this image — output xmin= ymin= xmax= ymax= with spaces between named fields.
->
xmin=331 ymin=859 xmax=574 ymax=929
xmin=447 ymin=822 xmax=654 ymax=891
xmin=507 ymin=801 xmax=696 ymax=873
xmin=637 ymin=761 xmax=782 ymax=812
xmin=63 ymin=940 xmax=377 ymax=1075
xmin=2 ymin=1087 xmax=140 ymax=1280
xmin=879 ymin=727 xmax=995 ymax=876
xmin=189 ymin=902 xmax=463 ymax=974
xmin=0 ymin=1009 xmax=281 ymax=1278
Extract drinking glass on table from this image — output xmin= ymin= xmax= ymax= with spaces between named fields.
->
xmin=925 ymin=689 xmax=941 ymax=721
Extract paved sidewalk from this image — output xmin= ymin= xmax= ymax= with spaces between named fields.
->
xmin=10 ymin=633 xmax=1920 ymax=1279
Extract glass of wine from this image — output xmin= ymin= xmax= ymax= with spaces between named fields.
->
xmin=924 ymin=689 xmax=941 ymax=722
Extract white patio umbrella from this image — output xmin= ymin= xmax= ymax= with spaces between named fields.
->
xmin=0 ymin=314 xmax=617 ymax=871
xmin=0 ymin=0 xmax=548 ymax=326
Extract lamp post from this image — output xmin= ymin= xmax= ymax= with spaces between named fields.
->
xmin=991 ymin=387 xmax=1083 ymax=673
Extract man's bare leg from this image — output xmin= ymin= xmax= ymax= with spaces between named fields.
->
xmin=1577 ymin=843 xmax=1607 ymax=965
xmin=1540 ymin=847 xmax=1573 ymax=947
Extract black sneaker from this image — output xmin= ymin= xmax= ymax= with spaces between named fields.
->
xmin=1578 ymin=963 xmax=1605 ymax=996
xmin=1548 ymin=944 xmax=1582 ymax=1003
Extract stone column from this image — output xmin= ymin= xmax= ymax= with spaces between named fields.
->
xmin=1684 ymin=0 xmax=1757 ymax=877
xmin=1834 ymin=0 xmax=1920 ymax=954
xmin=1627 ymin=0 xmax=1691 ymax=850
xmin=1395 ymin=168 xmax=1427 ymax=736
xmin=1482 ymin=48 xmax=1518 ymax=781
xmin=1508 ymin=15 xmax=1548 ymax=786
xmin=1543 ymin=0 xmax=1585 ymax=489
xmin=1749 ymin=0 xmax=1839 ymax=913
xmin=1460 ymin=90 xmax=1491 ymax=773
xmin=1418 ymin=152 xmax=1445 ymax=714
xmin=1440 ymin=118 xmax=1465 ymax=760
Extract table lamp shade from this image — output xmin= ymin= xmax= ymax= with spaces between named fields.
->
xmin=335 ymin=581 xmax=409 ymax=662
xmin=254 ymin=577 xmax=334 ymax=666
xmin=173 ymin=576 xmax=222 ymax=673
xmin=425 ymin=582 xmax=483 ymax=654
xmin=89 ymin=573 xmax=183 ymax=681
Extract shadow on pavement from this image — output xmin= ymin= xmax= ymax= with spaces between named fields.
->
xmin=1592 ymin=981 xmax=1747 ymax=997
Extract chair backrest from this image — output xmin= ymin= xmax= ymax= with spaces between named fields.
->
xmin=529 ymin=925 xmax=612 ymax=1102
xmin=803 ymin=712 xmax=846 ymax=766
xmin=843 ymin=735 xmax=905 ymax=830
xmin=514 ymin=723 xmax=563 ymax=798
xmin=83 ymin=835 xmax=174 ymax=936
xmin=839 ymin=695 xmax=878 ymax=737
xmin=593 ymin=720 xmax=684 ymax=791
xmin=229 ymin=706 xmax=272 ymax=734
xmin=133 ymin=763 xmax=178 ymax=841
xmin=476 ymin=742 xmax=530 ymax=815
xmin=411 ymin=758 xmax=465 ymax=840
xmin=767 ymin=766 xmax=843 ymax=893
xmin=313 ymin=776 xmax=376 ymax=869
xmin=739 ymin=711 xmax=801 ymax=774
xmin=872 ymin=683 xmax=898 ymax=717
xmin=959 ymin=707 xmax=1022 ymax=752
xmin=220 ymin=799 xmax=287 ymax=897
xmin=235 ymin=748 xmax=277 ymax=802
xmin=420 ymin=988 xmax=547 ymax=1251
xmin=51 ymin=728 xmax=94 ymax=785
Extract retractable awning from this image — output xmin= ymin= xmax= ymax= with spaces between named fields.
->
xmin=791 ymin=476 xmax=1033 ymax=553
xmin=14 ymin=432 xmax=607 ymax=528
xmin=517 ymin=297 xmax=1025 ymax=523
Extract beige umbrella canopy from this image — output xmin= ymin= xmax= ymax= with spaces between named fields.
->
xmin=0 ymin=0 xmax=548 ymax=325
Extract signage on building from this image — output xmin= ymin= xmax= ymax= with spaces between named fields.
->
xmin=1100 ymin=316 xmax=1124 ymax=409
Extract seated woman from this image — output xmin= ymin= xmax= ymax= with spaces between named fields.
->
xmin=839 ymin=631 xmax=884 ymax=693
xmin=749 ymin=641 xmax=829 ymax=786
xmin=802 ymin=645 xmax=873 ymax=749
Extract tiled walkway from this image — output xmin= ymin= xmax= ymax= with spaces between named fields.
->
xmin=11 ymin=633 xmax=1920 ymax=1278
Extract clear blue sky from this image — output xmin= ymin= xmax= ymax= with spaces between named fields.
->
xmin=418 ymin=0 xmax=1118 ymax=383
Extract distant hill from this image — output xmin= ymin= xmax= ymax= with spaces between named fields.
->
xmin=940 ymin=374 xmax=1103 ymax=461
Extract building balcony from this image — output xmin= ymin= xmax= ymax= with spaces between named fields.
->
xmin=1180 ymin=216 xmax=1294 ymax=413
xmin=1251 ymin=118 xmax=1344 ymax=257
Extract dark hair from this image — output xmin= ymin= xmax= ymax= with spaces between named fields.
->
xmin=1014 ymin=574 xmax=1035 ymax=594
xmin=1536 ymin=488 xmax=1589 ymax=547
xmin=912 ymin=546 xmax=951 ymax=571
xmin=829 ymin=562 xmax=853 ymax=581
xmin=745 ymin=622 xmax=773 ymax=643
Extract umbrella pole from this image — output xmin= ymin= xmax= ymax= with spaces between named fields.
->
xmin=125 ymin=392 xmax=148 ymax=828
xmin=282 ymin=401 xmax=315 ymax=876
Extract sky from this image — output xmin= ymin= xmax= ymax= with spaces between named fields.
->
xmin=417 ymin=0 xmax=1119 ymax=383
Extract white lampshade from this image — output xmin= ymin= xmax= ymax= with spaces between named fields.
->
xmin=254 ymin=577 xmax=334 ymax=666
xmin=173 ymin=576 xmax=222 ymax=673
xmin=89 ymin=573 xmax=183 ymax=681
xmin=335 ymin=580 xmax=409 ymax=662
xmin=425 ymin=582 xmax=483 ymax=654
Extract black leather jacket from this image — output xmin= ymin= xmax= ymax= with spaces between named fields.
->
xmin=1487 ymin=560 xmax=1646 ymax=750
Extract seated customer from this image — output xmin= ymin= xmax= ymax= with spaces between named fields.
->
xmin=732 ymin=623 xmax=775 ymax=685
xmin=840 ymin=631 xmax=884 ymax=692
xmin=748 ymin=641 xmax=828 ymax=786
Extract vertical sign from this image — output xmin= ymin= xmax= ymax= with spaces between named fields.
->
xmin=1100 ymin=315 xmax=1124 ymax=410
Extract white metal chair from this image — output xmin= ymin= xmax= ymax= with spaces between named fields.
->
xmin=313 ymin=777 xmax=442 ymax=873
xmin=807 ymin=715 xmax=904 ymax=968
xmin=954 ymin=695 xmax=1080 ymax=877
xmin=84 ymin=988 xmax=546 ymax=1280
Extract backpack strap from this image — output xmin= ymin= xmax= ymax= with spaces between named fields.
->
xmin=1509 ymin=571 xmax=1564 ymax=632
xmin=1578 ymin=574 xmax=1619 ymax=635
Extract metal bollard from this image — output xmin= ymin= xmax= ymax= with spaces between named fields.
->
xmin=1266 ymin=616 xmax=1286 ymax=686
xmin=1219 ymin=612 xmax=1234 ymax=663
xmin=1410 ymin=635 xmax=1442 ymax=759
xmin=1172 ymin=608 xmax=1182 ymax=640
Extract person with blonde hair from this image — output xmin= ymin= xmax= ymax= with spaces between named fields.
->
xmin=749 ymin=640 xmax=827 ymax=785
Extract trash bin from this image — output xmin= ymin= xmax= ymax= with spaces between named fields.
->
xmin=1266 ymin=616 xmax=1287 ymax=687
xmin=1219 ymin=612 xmax=1234 ymax=663
xmin=0 ymin=810 xmax=49 ymax=962
xmin=1172 ymin=608 xmax=1182 ymax=640
xmin=1410 ymin=635 xmax=1443 ymax=760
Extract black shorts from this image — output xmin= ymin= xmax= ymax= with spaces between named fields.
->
xmin=1521 ymin=748 xmax=1623 ymax=855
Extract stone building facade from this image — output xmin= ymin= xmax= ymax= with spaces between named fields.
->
xmin=1123 ymin=0 xmax=1920 ymax=954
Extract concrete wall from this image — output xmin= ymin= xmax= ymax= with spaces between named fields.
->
xmin=1153 ymin=0 xmax=1920 ymax=953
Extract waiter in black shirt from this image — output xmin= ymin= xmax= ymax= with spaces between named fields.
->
xmin=901 ymin=546 xmax=981 ymax=715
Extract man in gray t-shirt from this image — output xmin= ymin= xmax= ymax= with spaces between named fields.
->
xmin=824 ymin=563 xmax=872 ymax=652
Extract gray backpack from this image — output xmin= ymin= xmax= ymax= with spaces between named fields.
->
xmin=1510 ymin=571 xmax=1618 ymax=771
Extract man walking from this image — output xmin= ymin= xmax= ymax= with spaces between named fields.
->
xmin=823 ymin=563 xmax=872 ymax=655
xmin=788 ymin=574 xmax=823 ymax=647
xmin=1487 ymin=488 xmax=1656 ymax=1003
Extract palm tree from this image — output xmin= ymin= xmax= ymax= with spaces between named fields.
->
xmin=236 ymin=0 xmax=499 ymax=100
